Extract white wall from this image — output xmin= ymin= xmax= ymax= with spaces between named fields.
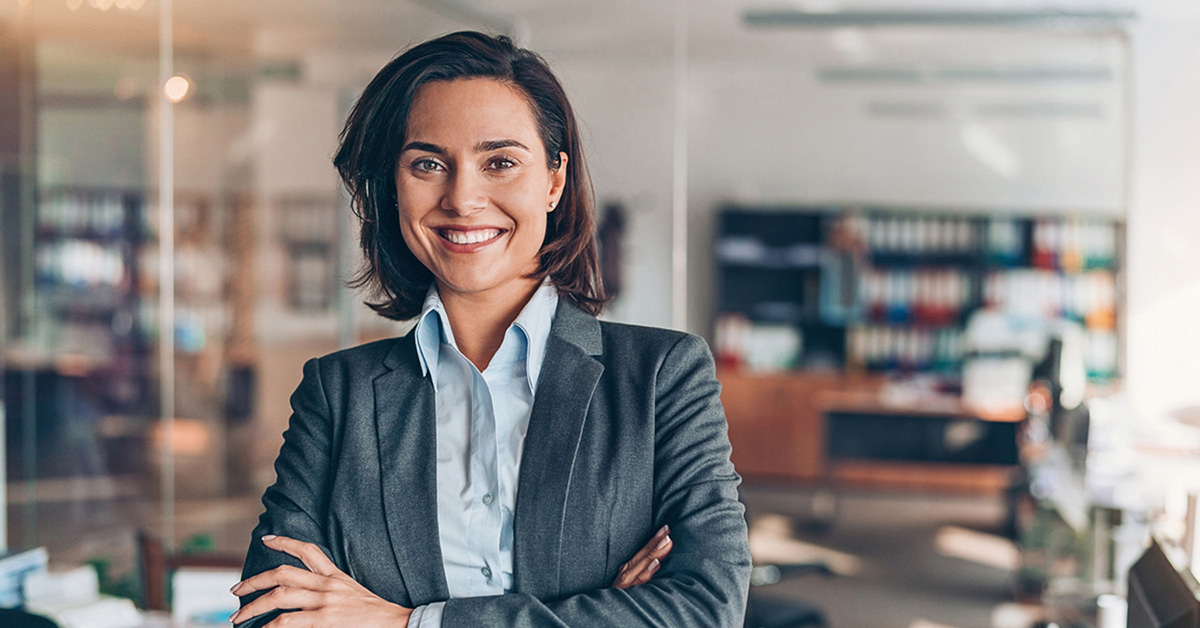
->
xmin=1125 ymin=0 xmax=1200 ymax=420
xmin=555 ymin=59 xmax=677 ymax=328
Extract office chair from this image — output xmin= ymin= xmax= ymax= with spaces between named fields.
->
xmin=744 ymin=562 xmax=833 ymax=628
xmin=741 ymin=486 xmax=836 ymax=628
xmin=136 ymin=530 xmax=243 ymax=610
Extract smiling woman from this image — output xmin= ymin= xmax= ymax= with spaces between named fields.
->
xmin=234 ymin=31 xmax=751 ymax=628
xmin=393 ymin=78 xmax=567 ymax=367
xmin=333 ymin=32 xmax=604 ymax=326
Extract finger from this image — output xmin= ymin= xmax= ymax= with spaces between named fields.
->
xmin=618 ymin=535 xmax=672 ymax=587
xmin=626 ymin=525 xmax=670 ymax=572
xmin=261 ymin=535 xmax=340 ymax=577
xmin=613 ymin=562 xmax=639 ymax=589
xmin=632 ymin=532 xmax=674 ymax=571
xmin=231 ymin=586 xmax=324 ymax=624
xmin=648 ymin=533 xmax=673 ymax=560
xmin=631 ymin=558 xmax=662 ymax=586
xmin=233 ymin=565 xmax=328 ymax=596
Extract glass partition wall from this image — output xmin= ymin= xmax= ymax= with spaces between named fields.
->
xmin=0 ymin=0 xmax=687 ymax=596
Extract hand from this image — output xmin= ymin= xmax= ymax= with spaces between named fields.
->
xmin=612 ymin=525 xmax=673 ymax=589
xmin=230 ymin=535 xmax=413 ymax=628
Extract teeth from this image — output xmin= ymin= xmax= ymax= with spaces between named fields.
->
xmin=442 ymin=229 xmax=501 ymax=245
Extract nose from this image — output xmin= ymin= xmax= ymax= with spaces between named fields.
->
xmin=441 ymin=169 xmax=487 ymax=216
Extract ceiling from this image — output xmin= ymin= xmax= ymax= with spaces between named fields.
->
xmin=3 ymin=0 xmax=1159 ymax=64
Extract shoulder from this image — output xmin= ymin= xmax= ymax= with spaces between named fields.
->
xmin=597 ymin=319 xmax=690 ymax=347
xmin=310 ymin=336 xmax=402 ymax=368
xmin=597 ymin=321 xmax=715 ymax=373
xmin=300 ymin=335 xmax=410 ymax=389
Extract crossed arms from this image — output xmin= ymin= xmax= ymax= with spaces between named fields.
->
xmin=234 ymin=334 xmax=751 ymax=627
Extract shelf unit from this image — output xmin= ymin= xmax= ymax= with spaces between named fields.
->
xmin=714 ymin=207 xmax=1123 ymax=488
xmin=714 ymin=207 xmax=1123 ymax=383
xmin=30 ymin=186 xmax=153 ymax=400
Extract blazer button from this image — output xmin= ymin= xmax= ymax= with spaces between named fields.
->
xmin=482 ymin=493 xmax=494 ymax=505
xmin=481 ymin=566 xmax=492 ymax=579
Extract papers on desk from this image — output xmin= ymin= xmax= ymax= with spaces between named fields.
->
xmin=171 ymin=569 xmax=240 ymax=627
xmin=1030 ymin=445 xmax=1090 ymax=531
xmin=24 ymin=566 xmax=141 ymax=628
xmin=0 ymin=546 xmax=48 ymax=608
xmin=27 ymin=595 xmax=142 ymax=628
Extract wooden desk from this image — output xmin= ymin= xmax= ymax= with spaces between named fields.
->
xmin=823 ymin=396 xmax=1019 ymax=494
xmin=719 ymin=369 xmax=1022 ymax=495
xmin=718 ymin=368 xmax=884 ymax=483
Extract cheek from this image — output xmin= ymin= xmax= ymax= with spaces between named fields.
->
xmin=395 ymin=205 xmax=431 ymax=262
xmin=514 ymin=207 xmax=549 ymax=245
xmin=395 ymin=184 xmax=431 ymax=234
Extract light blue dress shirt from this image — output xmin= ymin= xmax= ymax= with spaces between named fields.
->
xmin=406 ymin=281 xmax=558 ymax=628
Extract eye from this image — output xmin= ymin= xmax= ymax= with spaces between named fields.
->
xmin=488 ymin=156 xmax=516 ymax=170
xmin=412 ymin=158 xmax=444 ymax=173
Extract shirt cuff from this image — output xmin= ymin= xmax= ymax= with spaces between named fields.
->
xmin=407 ymin=601 xmax=445 ymax=628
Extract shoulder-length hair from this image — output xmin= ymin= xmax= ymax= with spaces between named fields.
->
xmin=333 ymin=30 xmax=608 ymax=321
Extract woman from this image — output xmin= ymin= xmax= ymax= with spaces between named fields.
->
xmin=230 ymin=31 xmax=750 ymax=628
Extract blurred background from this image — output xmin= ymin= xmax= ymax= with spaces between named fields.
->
xmin=2 ymin=1 xmax=1200 ymax=627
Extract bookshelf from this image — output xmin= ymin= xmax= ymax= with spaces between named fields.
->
xmin=714 ymin=207 xmax=1122 ymax=487
xmin=714 ymin=207 xmax=1122 ymax=382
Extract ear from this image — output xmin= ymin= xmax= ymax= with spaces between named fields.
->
xmin=548 ymin=152 xmax=568 ymax=212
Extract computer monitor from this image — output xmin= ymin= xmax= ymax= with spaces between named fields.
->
xmin=1128 ymin=539 xmax=1200 ymax=628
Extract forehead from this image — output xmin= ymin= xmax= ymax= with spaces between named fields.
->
xmin=405 ymin=78 xmax=541 ymax=145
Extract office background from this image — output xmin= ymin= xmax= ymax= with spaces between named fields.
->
xmin=2 ymin=1 xmax=1200 ymax=627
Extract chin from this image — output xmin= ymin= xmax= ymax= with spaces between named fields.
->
xmin=437 ymin=273 xmax=509 ymax=295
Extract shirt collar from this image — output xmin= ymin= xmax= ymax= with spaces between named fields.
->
xmin=413 ymin=280 xmax=559 ymax=392
xmin=511 ymin=280 xmax=558 ymax=392
xmin=413 ymin=285 xmax=450 ymax=386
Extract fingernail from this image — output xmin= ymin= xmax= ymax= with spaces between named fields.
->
xmin=229 ymin=582 xmax=240 ymax=594
xmin=656 ymin=535 xmax=671 ymax=551
xmin=261 ymin=534 xmax=277 ymax=542
xmin=648 ymin=558 xmax=661 ymax=573
xmin=229 ymin=611 xmax=241 ymax=624
xmin=657 ymin=525 xmax=669 ymax=538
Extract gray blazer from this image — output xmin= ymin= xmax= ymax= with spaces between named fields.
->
xmin=238 ymin=300 xmax=752 ymax=627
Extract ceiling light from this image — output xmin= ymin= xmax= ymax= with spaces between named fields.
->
xmin=164 ymin=75 xmax=191 ymax=103
xmin=743 ymin=8 xmax=1138 ymax=29
xmin=72 ymin=0 xmax=146 ymax=12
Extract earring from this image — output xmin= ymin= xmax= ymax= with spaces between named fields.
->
xmin=550 ymin=201 xmax=557 ymax=209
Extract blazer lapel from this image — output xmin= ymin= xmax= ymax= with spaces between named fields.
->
xmin=513 ymin=302 xmax=605 ymax=598
xmin=373 ymin=333 xmax=450 ymax=606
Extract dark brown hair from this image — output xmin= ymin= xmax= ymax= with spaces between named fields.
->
xmin=333 ymin=31 xmax=608 ymax=320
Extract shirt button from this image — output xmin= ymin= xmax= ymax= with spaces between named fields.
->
xmin=482 ymin=493 xmax=494 ymax=505
xmin=481 ymin=566 xmax=492 ymax=579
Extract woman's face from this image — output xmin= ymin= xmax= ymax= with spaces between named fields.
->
xmin=395 ymin=78 xmax=567 ymax=302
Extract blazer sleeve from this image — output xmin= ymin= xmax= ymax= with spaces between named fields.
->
xmin=440 ymin=334 xmax=752 ymax=627
xmin=235 ymin=357 xmax=337 ymax=628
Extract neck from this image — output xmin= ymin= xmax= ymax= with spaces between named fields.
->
xmin=438 ymin=278 xmax=542 ymax=372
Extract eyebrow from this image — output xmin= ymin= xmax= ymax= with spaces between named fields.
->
xmin=400 ymin=139 xmax=531 ymax=154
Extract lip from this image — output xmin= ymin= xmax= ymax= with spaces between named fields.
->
xmin=432 ymin=226 xmax=508 ymax=253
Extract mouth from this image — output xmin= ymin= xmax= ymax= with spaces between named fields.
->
xmin=435 ymin=227 xmax=506 ymax=247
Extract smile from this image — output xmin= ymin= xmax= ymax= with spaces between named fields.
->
xmin=436 ymin=228 xmax=505 ymax=245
